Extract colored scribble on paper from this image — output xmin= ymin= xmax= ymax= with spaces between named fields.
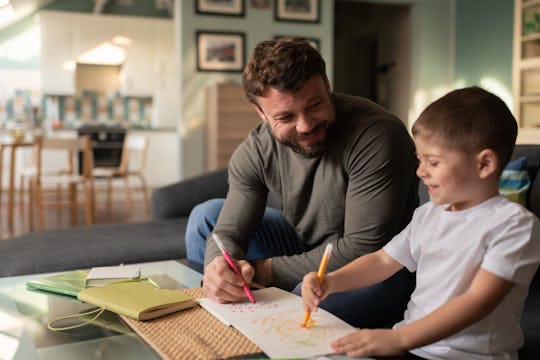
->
xmin=229 ymin=302 xmax=281 ymax=313
xmin=198 ymin=287 xmax=356 ymax=358
xmin=251 ymin=312 xmax=340 ymax=347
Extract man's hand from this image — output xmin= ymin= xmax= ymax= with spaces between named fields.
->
xmin=331 ymin=328 xmax=406 ymax=358
xmin=202 ymin=256 xmax=255 ymax=303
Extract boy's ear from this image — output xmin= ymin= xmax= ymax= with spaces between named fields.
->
xmin=476 ymin=149 xmax=498 ymax=179
xmin=253 ymin=104 xmax=268 ymax=122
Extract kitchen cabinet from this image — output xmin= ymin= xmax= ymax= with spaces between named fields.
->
xmin=513 ymin=0 xmax=540 ymax=141
xmin=205 ymin=83 xmax=260 ymax=171
xmin=39 ymin=11 xmax=174 ymax=99
xmin=39 ymin=12 xmax=77 ymax=94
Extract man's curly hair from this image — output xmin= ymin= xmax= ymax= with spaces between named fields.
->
xmin=242 ymin=37 xmax=326 ymax=104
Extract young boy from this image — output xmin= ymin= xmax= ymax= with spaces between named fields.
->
xmin=302 ymin=87 xmax=540 ymax=359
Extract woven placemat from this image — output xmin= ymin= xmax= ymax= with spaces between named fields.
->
xmin=121 ymin=287 xmax=262 ymax=360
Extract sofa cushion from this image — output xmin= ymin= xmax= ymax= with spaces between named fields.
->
xmin=0 ymin=219 xmax=187 ymax=278
xmin=499 ymin=156 xmax=531 ymax=206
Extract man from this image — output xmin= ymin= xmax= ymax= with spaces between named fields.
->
xmin=186 ymin=37 xmax=418 ymax=327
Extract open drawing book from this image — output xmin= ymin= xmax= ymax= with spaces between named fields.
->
xmin=198 ymin=287 xmax=355 ymax=359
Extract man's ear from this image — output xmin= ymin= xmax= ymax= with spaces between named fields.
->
xmin=324 ymin=76 xmax=332 ymax=96
xmin=477 ymin=149 xmax=498 ymax=179
xmin=252 ymin=104 xmax=268 ymax=122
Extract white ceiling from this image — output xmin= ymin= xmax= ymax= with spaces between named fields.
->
xmin=0 ymin=0 xmax=173 ymax=30
xmin=1 ymin=0 xmax=54 ymax=30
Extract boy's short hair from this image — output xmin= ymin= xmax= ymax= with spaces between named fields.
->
xmin=412 ymin=86 xmax=518 ymax=172
xmin=242 ymin=37 xmax=326 ymax=105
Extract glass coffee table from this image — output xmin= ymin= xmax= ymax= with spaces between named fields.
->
xmin=0 ymin=260 xmax=203 ymax=360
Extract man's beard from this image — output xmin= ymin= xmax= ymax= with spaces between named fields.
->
xmin=276 ymin=121 xmax=332 ymax=158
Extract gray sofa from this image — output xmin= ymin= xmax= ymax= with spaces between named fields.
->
xmin=0 ymin=144 xmax=538 ymax=358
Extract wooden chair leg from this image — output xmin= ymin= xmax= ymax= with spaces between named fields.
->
xmin=84 ymin=181 xmax=94 ymax=225
xmin=139 ymin=174 xmax=150 ymax=214
xmin=28 ymin=179 xmax=34 ymax=230
xmin=69 ymin=183 xmax=77 ymax=226
xmin=56 ymin=184 xmax=62 ymax=225
xmin=107 ymin=177 xmax=112 ymax=220
xmin=37 ymin=182 xmax=45 ymax=231
xmin=19 ymin=174 xmax=24 ymax=216
xmin=0 ymin=145 xmax=3 ymax=215
xmin=124 ymin=176 xmax=133 ymax=207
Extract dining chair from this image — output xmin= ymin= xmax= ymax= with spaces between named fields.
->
xmin=92 ymin=134 xmax=150 ymax=218
xmin=28 ymin=135 xmax=95 ymax=231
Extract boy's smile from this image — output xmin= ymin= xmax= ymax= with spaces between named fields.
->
xmin=414 ymin=136 xmax=494 ymax=211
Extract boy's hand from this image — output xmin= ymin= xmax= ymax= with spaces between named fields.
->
xmin=331 ymin=328 xmax=406 ymax=358
xmin=203 ymin=256 xmax=255 ymax=303
xmin=301 ymin=271 xmax=331 ymax=312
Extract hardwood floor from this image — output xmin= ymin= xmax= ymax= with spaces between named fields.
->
xmin=0 ymin=186 xmax=152 ymax=241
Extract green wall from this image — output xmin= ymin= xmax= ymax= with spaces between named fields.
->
xmin=454 ymin=0 xmax=514 ymax=108
xmin=43 ymin=0 xmax=170 ymax=18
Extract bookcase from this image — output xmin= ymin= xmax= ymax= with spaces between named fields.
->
xmin=513 ymin=0 xmax=540 ymax=141
xmin=205 ymin=83 xmax=260 ymax=171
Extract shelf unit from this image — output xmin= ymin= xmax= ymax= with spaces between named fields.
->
xmin=205 ymin=83 xmax=260 ymax=171
xmin=513 ymin=0 xmax=540 ymax=137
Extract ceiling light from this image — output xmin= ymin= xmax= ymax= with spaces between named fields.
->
xmin=77 ymin=42 xmax=126 ymax=65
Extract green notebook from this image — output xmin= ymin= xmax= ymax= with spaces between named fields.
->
xmin=77 ymin=281 xmax=196 ymax=321
xmin=26 ymin=270 xmax=88 ymax=297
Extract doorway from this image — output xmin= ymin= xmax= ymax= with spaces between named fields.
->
xmin=333 ymin=1 xmax=411 ymax=123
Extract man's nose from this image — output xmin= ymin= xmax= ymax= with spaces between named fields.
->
xmin=296 ymin=114 xmax=315 ymax=133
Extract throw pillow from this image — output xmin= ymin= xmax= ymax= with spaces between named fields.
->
xmin=499 ymin=156 xmax=531 ymax=206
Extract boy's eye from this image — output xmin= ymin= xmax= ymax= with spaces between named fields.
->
xmin=306 ymin=100 xmax=322 ymax=111
xmin=429 ymin=161 xmax=439 ymax=167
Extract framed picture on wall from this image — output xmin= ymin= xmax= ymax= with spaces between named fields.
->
xmin=195 ymin=0 xmax=245 ymax=16
xmin=275 ymin=0 xmax=320 ymax=23
xmin=196 ymin=31 xmax=246 ymax=72
xmin=273 ymin=35 xmax=320 ymax=51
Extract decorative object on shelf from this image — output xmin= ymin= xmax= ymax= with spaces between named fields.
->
xmin=195 ymin=0 xmax=244 ymax=17
xmin=196 ymin=31 xmax=246 ymax=72
xmin=273 ymin=35 xmax=320 ymax=51
xmin=274 ymin=0 xmax=320 ymax=23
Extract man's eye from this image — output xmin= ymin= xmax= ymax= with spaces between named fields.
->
xmin=276 ymin=114 xmax=294 ymax=122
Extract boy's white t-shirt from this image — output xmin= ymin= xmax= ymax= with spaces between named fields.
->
xmin=384 ymin=195 xmax=540 ymax=360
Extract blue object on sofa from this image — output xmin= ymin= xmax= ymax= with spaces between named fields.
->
xmin=0 ymin=144 xmax=538 ymax=358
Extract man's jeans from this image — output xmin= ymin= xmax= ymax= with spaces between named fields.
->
xmin=185 ymin=198 xmax=415 ymax=328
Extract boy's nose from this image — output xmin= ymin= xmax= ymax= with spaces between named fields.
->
xmin=416 ymin=164 xmax=427 ymax=179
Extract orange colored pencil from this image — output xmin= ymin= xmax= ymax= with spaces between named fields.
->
xmin=302 ymin=243 xmax=333 ymax=327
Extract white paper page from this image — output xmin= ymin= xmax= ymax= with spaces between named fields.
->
xmin=198 ymin=287 xmax=356 ymax=359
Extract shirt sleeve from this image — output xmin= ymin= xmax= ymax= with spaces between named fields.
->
xmin=481 ymin=210 xmax=540 ymax=286
xmin=383 ymin=219 xmax=418 ymax=273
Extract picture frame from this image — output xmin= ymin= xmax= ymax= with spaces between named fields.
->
xmin=195 ymin=0 xmax=245 ymax=17
xmin=196 ymin=31 xmax=246 ymax=72
xmin=273 ymin=35 xmax=320 ymax=51
xmin=275 ymin=0 xmax=320 ymax=23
